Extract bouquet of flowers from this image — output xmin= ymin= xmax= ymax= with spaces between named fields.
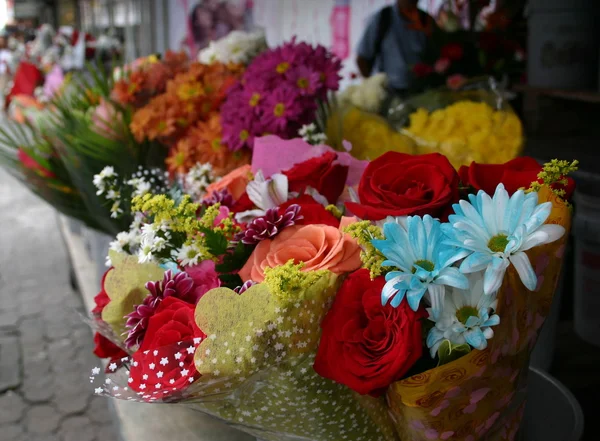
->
xmin=384 ymin=78 xmax=523 ymax=169
xmin=89 ymin=128 xmax=576 ymax=440
xmin=323 ymin=75 xmax=417 ymax=161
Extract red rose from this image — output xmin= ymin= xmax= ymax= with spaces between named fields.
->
xmin=93 ymin=333 xmax=127 ymax=361
xmin=279 ymin=194 xmax=340 ymax=227
xmin=459 ymin=157 xmax=575 ymax=199
xmin=92 ymin=268 xmax=113 ymax=316
xmin=345 ymin=152 xmax=459 ymax=221
xmin=314 ymin=269 xmax=424 ymax=396
xmin=129 ymin=297 xmax=206 ymax=395
xmin=412 ymin=63 xmax=433 ymax=78
xmin=283 ymin=152 xmax=349 ymax=204
xmin=440 ymin=42 xmax=464 ymax=61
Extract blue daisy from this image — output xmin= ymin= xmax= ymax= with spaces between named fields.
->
xmin=442 ymin=183 xmax=565 ymax=295
xmin=372 ymin=215 xmax=469 ymax=319
xmin=426 ymin=272 xmax=500 ymax=357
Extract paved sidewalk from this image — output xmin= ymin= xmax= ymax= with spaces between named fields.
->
xmin=0 ymin=168 xmax=119 ymax=441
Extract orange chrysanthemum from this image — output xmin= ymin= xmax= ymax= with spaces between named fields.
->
xmin=166 ymin=114 xmax=251 ymax=176
xmin=131 ymin=62 xmax=244 ymax=147
xmin=110 ymin=51 xmax=190 ymax=108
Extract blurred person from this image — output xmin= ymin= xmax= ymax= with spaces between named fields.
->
xmin=356 ymin=0 xmax=436 ymax=95
xmin=190 ymin=3 xmax=216 ymax=49
xmin=0 ymin=36 xmax=13 ymax=99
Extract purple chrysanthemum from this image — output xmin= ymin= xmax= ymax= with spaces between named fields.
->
xmin=234 ymin=280 xmax=257 ymax=294
xmin=221 ymin=39 xmax=341 ymax=151
xmin=203 ymin=188 xmax=235 ymax=208
xmin=124 ymin=270 xmax=194 ymax=349
xmin=237 ymin=204 xmax=303 ymax=245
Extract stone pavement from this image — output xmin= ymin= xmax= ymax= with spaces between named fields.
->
xmin=0 ymin=168 xmax=120 ymax=441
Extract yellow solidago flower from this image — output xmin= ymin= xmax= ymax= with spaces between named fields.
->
xmin=131 ymin=195 xmax=233 ymax=258
xmin=264 ymin=260 xmax=329 ymax=301
xmin=325 ymin=205 xmax=343 ymax=219
xmin=529 ymin=159 xmax=579 ymax=202
xmin=344 ymin=221 xmax=388 ymax=279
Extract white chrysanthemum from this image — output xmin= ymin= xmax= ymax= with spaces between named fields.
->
xmin=106 ymin=189 xmax=120 ymax=201
xmin=137 ymin=242 xmax=155 ymax=263
xmin=426 ymin=272 xmax=500 ymax=357
xmin=177 ymin=244 xmax=202 ymax=267
xmin=109 ymin=231 xmax=131 ymax=253
xmin=443 ymin=184 xmax=565 ymax=295
xmin=338 ymin=73 xmax=388 ymax=113
xmin=94 ymin=166 xmax=118 ymax=195
xmin=298 ymin=123 xmax=327 ymax=145
xmin=127 ymin=177 xmax=152 ymax=198
xmin=183 ymin=162 xmax=216 ymax=200
xmin=110 ymin=200 xmax=123 ymax=218
xmin=153 ymin=237 xmax=167 ymax=252
xmin=198 ymin=29 xmax=267 ymax=65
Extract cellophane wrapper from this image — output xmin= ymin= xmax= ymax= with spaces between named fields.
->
xmin=383 ymin=78 xmax=524 ymax=169
xmin=385 ymin=186 xmax=571 ymax=441
xmin=91 ymin=264 xmax=398 ymax=441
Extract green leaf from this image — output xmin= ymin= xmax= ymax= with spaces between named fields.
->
xmin=437 ymin=340 xmax=471 ymax=366
xmin=216 ymin=241 xmax=255 ymax=274
xmin=201 ymin=228 xmax=229 ymax=257
xmin=218 ymin=273 xmax=243 ymax=290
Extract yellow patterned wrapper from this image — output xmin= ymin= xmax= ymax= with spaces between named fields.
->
xmin=189 ymin=273 xmax=399 ymax=441
xmin=386 ymin=186 xmax=570 ymax=441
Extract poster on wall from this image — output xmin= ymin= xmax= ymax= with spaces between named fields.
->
xmin=169 ymin=0 xmax=254 ymax=58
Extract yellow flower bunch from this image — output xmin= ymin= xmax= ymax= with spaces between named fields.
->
xmin=404 ymin=101 xmax=523 ymax=169
xmin=327 ymin=107 xmax=416 ymax=160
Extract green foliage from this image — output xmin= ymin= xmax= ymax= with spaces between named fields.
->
xmin=200 ymin=227 xmax=229 ymax=257
xmin=217 ymin=273 xmax=243 ymax=290
xmin=216 ymin=241 xmax=256 ymax=276
xmin=437 ymin=340 xmax=472 ymax=367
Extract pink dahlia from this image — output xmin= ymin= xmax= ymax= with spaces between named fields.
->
xmin=237 ymin=204 xmax=302 ymax=245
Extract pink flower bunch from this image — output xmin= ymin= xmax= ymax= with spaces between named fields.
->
xmin=221 ymin=39 xmax=342 ymax=151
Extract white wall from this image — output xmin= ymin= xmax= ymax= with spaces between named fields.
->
xmin=253 ymin=0 xmax=395 ymax=85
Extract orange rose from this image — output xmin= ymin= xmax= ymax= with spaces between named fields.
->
xmin=239 ymin=224 xmax=362 ymax=282
xmin=205 ymin=164 xmax=252 ymax=200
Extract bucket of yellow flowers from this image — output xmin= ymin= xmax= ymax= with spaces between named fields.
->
xmin=385 ymin=77 xmax=524 ymax=169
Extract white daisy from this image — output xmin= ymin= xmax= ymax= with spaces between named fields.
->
xmin=426 ymin=272 xmax=500 ymax=357
xmin=177 ymin=243 xmax=202 ymax=267
xmin=443 ymin=184 xmax=565 ymax=295
xmin=137 ymin=241 xmax=156 ymax=264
